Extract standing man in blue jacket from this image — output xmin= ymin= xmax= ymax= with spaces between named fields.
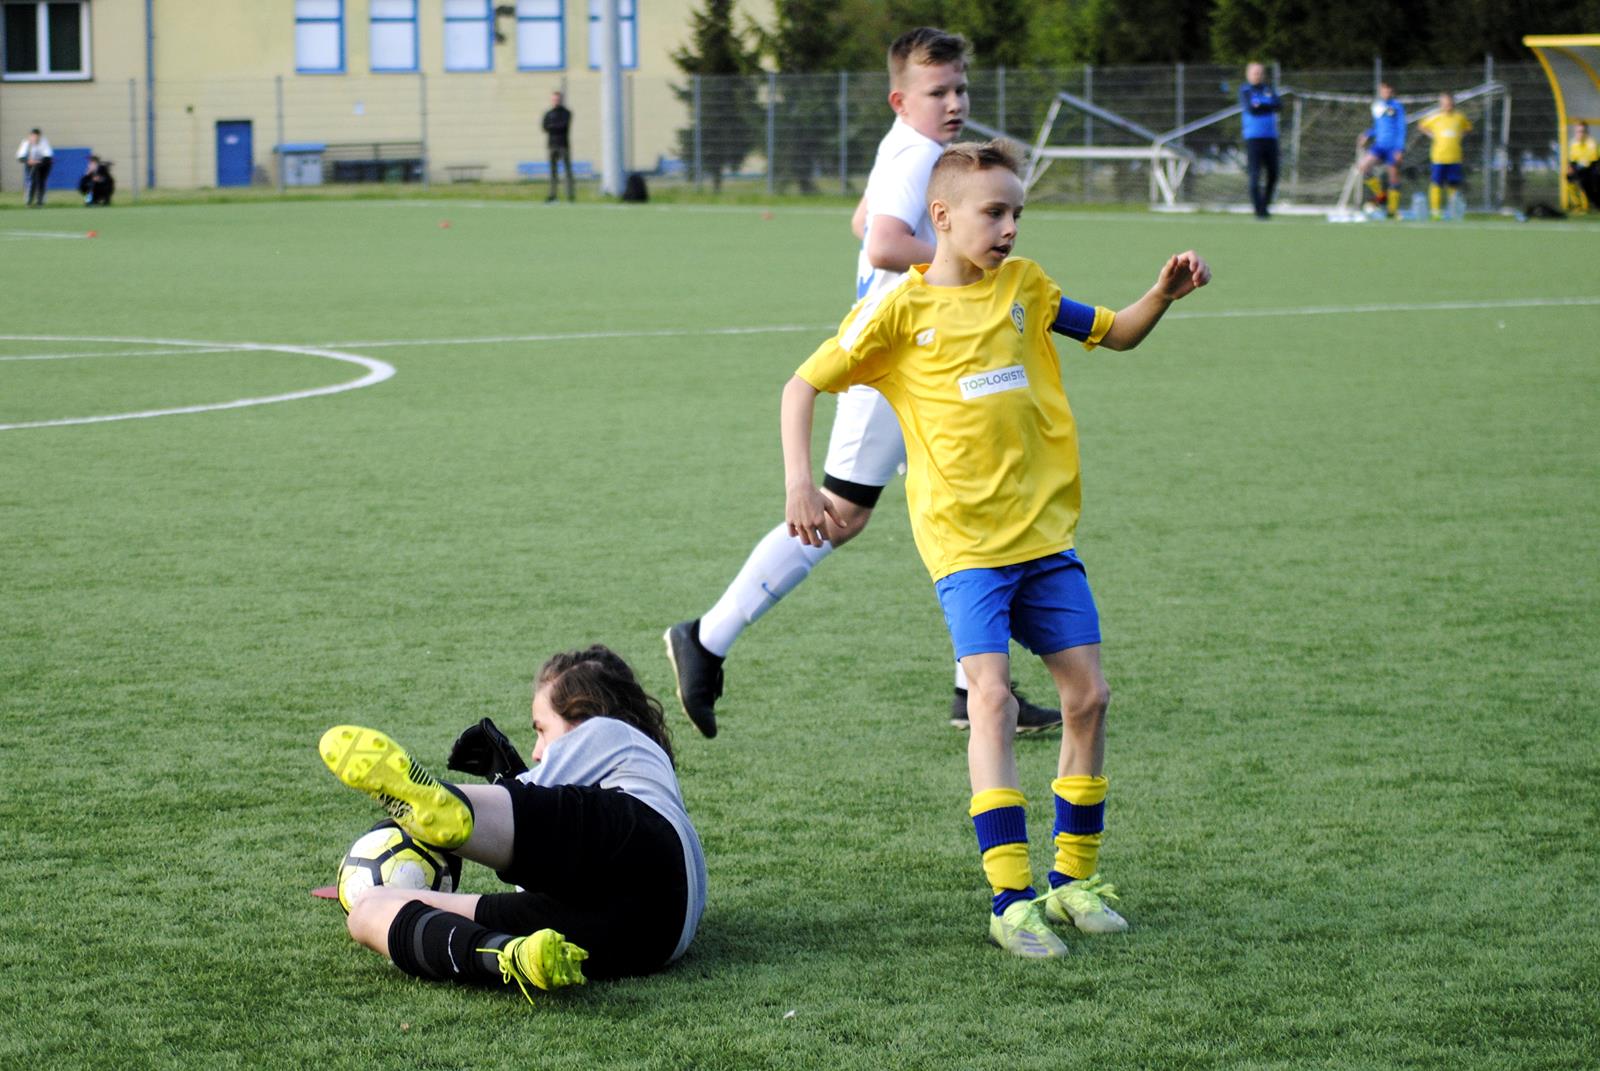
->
xmin=1240 ymin=63 xmax=1281 ymax=220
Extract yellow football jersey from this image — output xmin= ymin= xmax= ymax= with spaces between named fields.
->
xmin=795 ymin=258 xmax=1114 ymax=581
xmin=1572 ymin=136 xmax=1599 ymax=166
xmin=1420 ymin=111 xmax=1472 ymax=164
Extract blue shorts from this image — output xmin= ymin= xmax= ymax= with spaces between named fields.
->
xmin=934 ymin=549 xmax=1101 ymax=660
xmin=1431 ymin=163 xmax=1463 ymax=186
xmin=1368 ymin=147 xmax=1401 ymax=166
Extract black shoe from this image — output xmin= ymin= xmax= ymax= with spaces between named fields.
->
xmin=950 ymin=684 xmax=1062 ymax=734
xmin=664 ymin=619 xmax=723 ymax=738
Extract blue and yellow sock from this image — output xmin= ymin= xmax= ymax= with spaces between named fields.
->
xmin=1049 ymin=775 xmax=1107 ymax=888
xmin=970 ymin=788 xmax=1034 ymax=915
xmin=1429 ymin=184 xmax=1442 ymax=214
xmin=1386 ymin=187 xmax=1401 ymax=216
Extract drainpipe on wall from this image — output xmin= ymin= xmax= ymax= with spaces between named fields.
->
xmin=145 ymin=0 xmax=155 ymax=188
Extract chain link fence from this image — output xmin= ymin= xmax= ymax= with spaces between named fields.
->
xmin=0 ymin=60 xmax=1568 ymax=208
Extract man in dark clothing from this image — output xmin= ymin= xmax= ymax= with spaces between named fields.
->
xmin=1240 ymin=63 xmax=1281 ymax=219
xmin=542 ymin=91 xmax=574 ymax=203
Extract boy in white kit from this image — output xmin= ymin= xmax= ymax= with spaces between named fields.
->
xmin=666 ymin=28 xmax=1059 ymax=738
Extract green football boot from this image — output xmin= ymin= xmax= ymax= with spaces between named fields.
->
xmin=483 ymin=929 xmax=590 ymax=1004
xmin=1043 ymin=874 xmax=1128 ymax=934
xmin=319 ymin=725 xmax=474 ymax=850
xmin=988 ymin=898 xmax=1070 ymax=959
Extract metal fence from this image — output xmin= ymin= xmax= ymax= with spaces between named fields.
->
xmin=0 ymin=60 xmax=1570 ymax=208
xmin=680 ymin=60 xmax=1565 ymax=210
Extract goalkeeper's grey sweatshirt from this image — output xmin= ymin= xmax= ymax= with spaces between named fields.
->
xmin=515 ymin=716 xmax=706 ymax=961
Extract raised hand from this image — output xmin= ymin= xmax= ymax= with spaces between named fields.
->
xmin=1155 ymin=251 xmax=1211 ymax=301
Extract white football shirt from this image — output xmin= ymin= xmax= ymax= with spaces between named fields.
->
xmin=854 ymin=118 xmax=945 ymax=300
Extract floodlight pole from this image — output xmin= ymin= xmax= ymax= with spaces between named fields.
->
xmin=598 ymin=0 xmax=625 ymax=196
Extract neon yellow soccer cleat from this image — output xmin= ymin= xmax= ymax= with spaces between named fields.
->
xmin=1043 ymin=874 xmax=1128 ymax=934
xmin=483 ymin=929 xmax=590 ymax=1004
xmin=319 ymin=725 xmax=474 ymax=850
xmin=988 ymin=898 xmax=1070 ymax=958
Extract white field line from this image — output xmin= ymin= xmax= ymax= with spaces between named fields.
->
xmin=0 ymin=346 xmax=250 ymax=362
xmin=0 ymin=335 xmax=394 ymax=431
xmin=329 ymin=323 xmax=828 ymax=348
xmin=319 ymin=295 xmax=1600 ymax=351
xmin=0 ymin=229 xmax=92 ymax=240
xmin=1167 ymin=294 xmax=1600 ymax=321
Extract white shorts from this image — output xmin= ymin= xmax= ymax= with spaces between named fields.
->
xmin=822 ymin=385 xmax=906 ymax=498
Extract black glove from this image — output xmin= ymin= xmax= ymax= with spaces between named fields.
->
xmin=446 ymin=717 xmax=529 ymax=783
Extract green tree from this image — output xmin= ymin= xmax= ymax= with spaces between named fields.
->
xmin=672 ymin=0 xmax=762 ymax=191
xmin=756 ymin=0 xmax=850 ymax=191
xmin=943 ymin=0 xmax=1032 ymax=68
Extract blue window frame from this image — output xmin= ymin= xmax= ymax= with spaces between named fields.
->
xmin=443 ymin=0 xmax=492 ymax=72
xmin=370 ymin=0 xmax=418 ymax=73
xmin=295 ymin=0 xmax=344 ymax=74
xmin=516 ymin=0 xmax=564 ymax=71
xmin=587 ymin=0 xmax=635 ymax=71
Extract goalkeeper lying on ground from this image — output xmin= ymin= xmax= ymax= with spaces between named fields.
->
xmin=318 ymin=645 xmax=707 ymax=1001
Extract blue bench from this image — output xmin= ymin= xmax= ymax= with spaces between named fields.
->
xmin=518 ymin=160 xmax=595 ymax=180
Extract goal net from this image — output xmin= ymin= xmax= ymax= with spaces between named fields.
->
xmin=1286 ymin=83 xmax=1511 ymax=219
xmin=1008 ymin=81 xmax=1510 ymax=217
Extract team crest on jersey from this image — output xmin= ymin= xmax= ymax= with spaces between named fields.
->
xmin=1010 ymin=303 xmax=1025 ymax=334
xmin=915 ymin=328 xmax=936 ymax=347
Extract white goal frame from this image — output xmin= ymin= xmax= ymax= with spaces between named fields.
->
xmin=989 ymin=81 xmax=1512 ymax=216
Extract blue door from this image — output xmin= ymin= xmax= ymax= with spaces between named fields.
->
xmin=216 ymin=121 xmax=253 ymax=187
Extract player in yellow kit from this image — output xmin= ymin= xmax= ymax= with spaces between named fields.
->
xmin=1418 ymin=92 xmax=1472 ymax=220
xmin=1567 ymin=120 xmax=1599 ymax=212
xmin=780 ymin=140 xmax=1210 ymax=957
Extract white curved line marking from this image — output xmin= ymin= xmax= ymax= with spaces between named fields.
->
xmin=0 ymin=335 xmax=394 ymax=432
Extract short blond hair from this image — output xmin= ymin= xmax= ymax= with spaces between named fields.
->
xmin=927 ymin=138 xmax=1024 ymax=205
xmin=887 ymin=27 xmax=969 ymax=88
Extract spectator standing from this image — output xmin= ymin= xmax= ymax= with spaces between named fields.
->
xmin=1240 ymin=63 xmax=1281 ymax=219
xmin=79 ymin=155 xmax=115 ymax=206
xmin=1567 ymin=121 xmax=1599 ymax=211
xmin=542 ymin=91 xmax=575 ymax=203
xmin=16 ymin=128 xmax=53 ymax=207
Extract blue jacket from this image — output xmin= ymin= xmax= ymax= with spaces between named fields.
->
xmin=1366 ymin=99 xmax=1407 ymax=151
xmin=1240 ymin=84 xmax=1281 ymax=140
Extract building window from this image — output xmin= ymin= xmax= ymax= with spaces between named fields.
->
xmin=2 ymin=1 xmax=92 ymax=81
xmin=587 ymin=0 xmax=635 ymax=70
xmin=443 ymin=0 xmax=491 ymax=72
xmin=516 ymin=0 xmax=563 ymax=71
xmin=295 ymin=0 xmax=344 ymax=74
xmin=370 ymin=0 xmax=417 ymax=72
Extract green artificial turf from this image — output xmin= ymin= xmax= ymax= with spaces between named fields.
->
xmin=1 ymin=200 xmax=1596 ymax=1070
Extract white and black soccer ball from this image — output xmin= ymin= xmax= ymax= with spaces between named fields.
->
xmin=337 ymin=820 xmax=460 ymax=914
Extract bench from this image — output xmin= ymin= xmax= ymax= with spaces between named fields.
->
xmin=517 ymin=160 xmax=596 ymax=180
xmin=322 ymin=141 xmax=425 ymax=184
xmin=445 ymin=163 xmax=488 ymax=183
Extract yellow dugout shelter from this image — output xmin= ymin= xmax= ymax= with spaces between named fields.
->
xmin=1523 ymin=34 xmax=1600 ymax=210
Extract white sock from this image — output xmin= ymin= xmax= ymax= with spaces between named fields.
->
xmin=698 ymin=523 xmax=832 ymax=657
xmin=954 ymin=661 xmax=968 ymax=691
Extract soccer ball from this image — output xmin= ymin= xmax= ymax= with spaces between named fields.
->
xmin=337 ymin=820 xmax=460 ymax=914
xmin=1371 ymin=101 xmax=1389 ymax=119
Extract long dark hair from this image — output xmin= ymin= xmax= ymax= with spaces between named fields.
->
xmin=536 ymin=645 xmax=674 ymax=766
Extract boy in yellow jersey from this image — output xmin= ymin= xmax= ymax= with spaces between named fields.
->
xmin=780 ymin=140 xmax=1210 ymax=958
xmin=1418 ymin=92 xmax=1472 ymax=220
xmin=1567 ymin=121 xmax=1599 ymax=211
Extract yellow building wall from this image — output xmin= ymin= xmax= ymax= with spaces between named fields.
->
xmin=0 ymin=0 xmax=145 ymax=195
xmin=4 ymin=0 xmax=776 ymax=191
